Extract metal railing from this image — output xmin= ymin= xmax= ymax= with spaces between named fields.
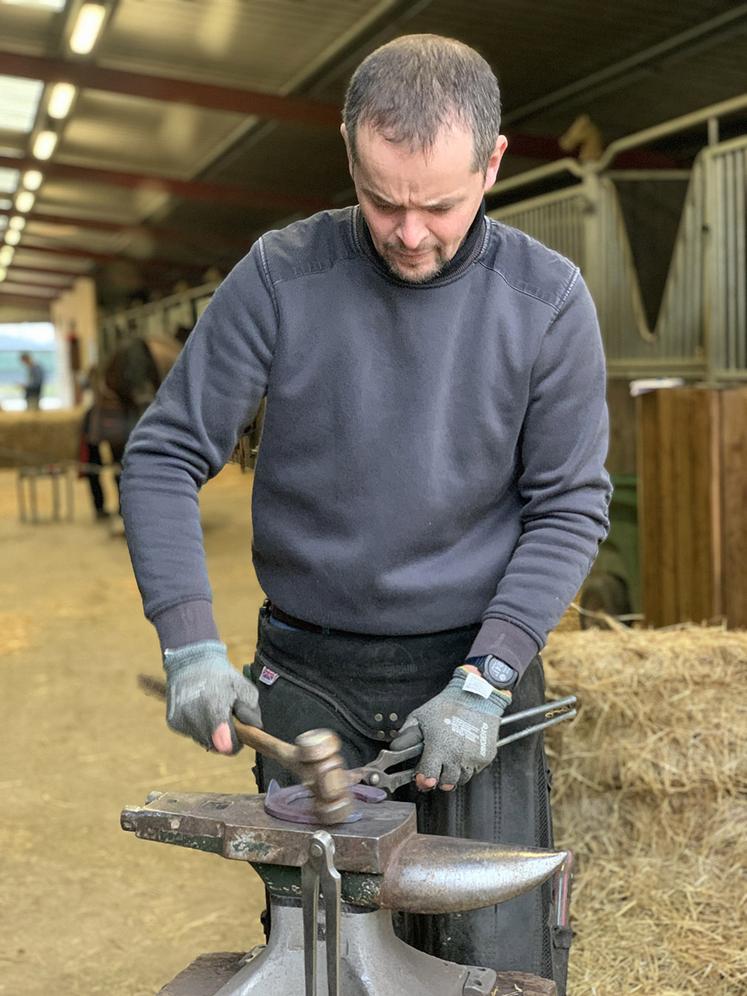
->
xmin=99 ymin=280 xmax=218 ymax=360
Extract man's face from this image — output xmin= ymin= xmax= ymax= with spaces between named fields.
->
xmin=343 ymin=121 xmax=507 ymax=283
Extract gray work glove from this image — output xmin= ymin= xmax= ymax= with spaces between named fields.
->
xmin=163 ymin=640 xmax=262 ymax=753
xmin=389 ymin=666 xmax=512 ymax=788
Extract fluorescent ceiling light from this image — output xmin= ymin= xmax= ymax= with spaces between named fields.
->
xmin=0 ymin=166 xmax=20 ymax=194
xmin=15 ymin=190 xmax=35 ymax=212
xmin=69 ymin=3 xmax=107 ymax=55
xmin=8 ymin=216 xmax=26 ymax=231
xmin=0 ymin=1 xmax=67 ymax=10
xmin=0 ymin=75 xmax=43 ymax=133
xmin=22 ymin=169 xmax=43 ymax=191
xmin=48 ymin=82 xmax=77 ymax=119
xmin=0 ymin=245 xmax=14 ymax=266
xmin=5 ymin=229 xmax=21 ymax=246
xmin=32 ymin=129 xmax=58 ymax=160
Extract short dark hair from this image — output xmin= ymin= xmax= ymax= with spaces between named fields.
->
xmin=342 ymin=34 xmax=502 ymax=172
xmin=20 ymin=352 xmax=31 ymax=361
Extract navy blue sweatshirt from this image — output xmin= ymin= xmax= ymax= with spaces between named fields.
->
xmin=121 ymin=207 xmax=610 ymax=679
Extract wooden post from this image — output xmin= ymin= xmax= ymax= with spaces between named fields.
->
xmin=720 ymin=388 xmax=747 ymax=627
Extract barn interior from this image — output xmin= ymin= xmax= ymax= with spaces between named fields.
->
xmin=1 ymin=2 xmax=746 ymax=994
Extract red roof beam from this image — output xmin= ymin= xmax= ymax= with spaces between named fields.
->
xmin=0 ymin=154 xmax=328 ymax=212
xmin=14 ymin=239 xmax=206 ymax=273
xmin=0 ymin=207 xmax=251 ymax=252
xmin=0 ymin=50 xmax=341 ymax=128
xmin=0 ymin=282 xmax=58 ymax=297
xmin=5 ymin=261 xmax=91 ymax=279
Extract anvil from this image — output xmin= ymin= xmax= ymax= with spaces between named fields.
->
xmin=122 ymin=791 xmax=567 ymax=995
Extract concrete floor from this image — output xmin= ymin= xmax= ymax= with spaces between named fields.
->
xmin=1 ymin=464 xmax=267 ymax=995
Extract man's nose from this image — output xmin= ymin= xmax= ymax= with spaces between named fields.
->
xmin=396 ymin=211 xmax=428 ymax=250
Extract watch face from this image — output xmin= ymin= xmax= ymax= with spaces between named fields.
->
xmin=484 ymin=656 xmax=517 ymax=687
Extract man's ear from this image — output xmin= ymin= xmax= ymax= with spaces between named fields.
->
xmin=340 ymin=123 xmax=354 ymax=177
xmin=483 ymin=135 xmax=509 ymax=192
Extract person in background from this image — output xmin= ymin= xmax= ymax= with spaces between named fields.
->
xmin=121 ymin=34 xmax=611 ymax=994
xmin=19 ymin=352 xmax=45 ymax=410
xmin=79 ymin=365 xmax=131 ymax=520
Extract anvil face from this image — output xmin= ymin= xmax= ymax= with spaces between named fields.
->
xmin=121 ymin=791 xmax=416 ymax=873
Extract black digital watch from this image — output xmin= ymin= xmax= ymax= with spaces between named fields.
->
xmin=466 ymin=654 xmax=518 ymax=689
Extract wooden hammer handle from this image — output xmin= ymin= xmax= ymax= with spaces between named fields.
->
xmin=232 ymin=719 xmax=300 ymax=771
xmin=138 ymin=673 xmax=300 ymax=773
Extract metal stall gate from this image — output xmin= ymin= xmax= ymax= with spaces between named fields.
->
xmin=490 ymin=133 xmax=746 ymax=384
xmin=98 ymin=281 xmax=218 ymax=361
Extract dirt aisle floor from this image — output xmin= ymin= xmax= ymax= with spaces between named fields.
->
xmin=1 ymin=464 xmax=267 ymax=995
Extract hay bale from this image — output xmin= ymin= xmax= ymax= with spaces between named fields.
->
xmin=542 ymin=626 xmax=747 ymax=995
xmin=544 ymin=626 xmax=746 ymax=798
xmin=0 ymin=408 xmax=85 ymax=468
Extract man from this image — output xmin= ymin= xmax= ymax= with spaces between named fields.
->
xmin=19 ymin=352 xmax=45 ymax=410
xmin=121 ymin=34 xmax=610 ymax=993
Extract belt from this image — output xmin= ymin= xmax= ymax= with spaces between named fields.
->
xmin=267 ymin=602 xmax=480 ymax=640
xmin=268 ymin=603 xmax=365 ymax=638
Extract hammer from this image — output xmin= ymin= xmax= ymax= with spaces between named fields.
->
xmin=137 ymin=675 xmax=355 ymax=824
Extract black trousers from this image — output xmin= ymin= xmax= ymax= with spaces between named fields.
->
xmin=248 ymin=605 xmax=568 ymax=993
xmin=85 ymin=442 xmax=106 ymax=512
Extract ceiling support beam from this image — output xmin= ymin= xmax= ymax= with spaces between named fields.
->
xmin=15 ymin=239 xmax=206 ymax=273
xmin=0 ymin=292 xmax=51 ymax=308
xmin=5 ymin=261 xmax=91 ymax=279
xmin=0 ymin=50 xmax=341 ymax=127
xmin=504 ymin=133 xmax=677 ymax=169
xmin=0 ymin=283 xmax=57 ymax=298
xmin=0 ymin=154 xmax=328 ymax=212
xmin=0 ymin=207 xmax=250 ymax=252
xmin=1 ymin=276 xmax=71 ymax=292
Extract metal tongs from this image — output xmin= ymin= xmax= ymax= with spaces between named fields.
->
xmin=352 ymin=695 xmax=578 ymax=793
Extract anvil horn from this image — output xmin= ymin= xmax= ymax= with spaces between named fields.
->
xmin=377 ymin=835 xmax=568 ymax=914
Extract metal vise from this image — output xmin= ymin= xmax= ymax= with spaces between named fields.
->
xmin=121 ymin=791 xmax=568 ymax=996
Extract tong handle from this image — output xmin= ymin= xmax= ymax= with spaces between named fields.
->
xmin=356 ymin=696 xmax=578 ymax=791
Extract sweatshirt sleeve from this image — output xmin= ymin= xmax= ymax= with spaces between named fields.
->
xmin=120 ymin=242 xmax=278 ymax=650
xmin=467 ymin=272 xmax=612 ymax=675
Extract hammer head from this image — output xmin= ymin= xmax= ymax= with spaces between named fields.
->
xmin=294 ymin=729 xmax=356 ymax=824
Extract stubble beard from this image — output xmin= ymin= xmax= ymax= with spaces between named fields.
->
xmin=382 ymin=246 xmax=448 ymax=284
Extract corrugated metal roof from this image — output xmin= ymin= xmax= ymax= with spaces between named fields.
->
xmin=0 ymin=0 xmax=744 ymax=309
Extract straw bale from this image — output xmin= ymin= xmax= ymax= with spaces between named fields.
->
xmin=540 ymin=626 xmax=747 ymax=995
xmin=0 ymin=408 xmax=85 ymax=468
xmin=543 ymin=626 xmax=747 ymax=798
xmin=556 ymin=796 xmax=747 ymax=994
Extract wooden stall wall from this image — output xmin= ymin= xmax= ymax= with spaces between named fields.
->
xmin=637 ymin=386 xmax=747 ymax=628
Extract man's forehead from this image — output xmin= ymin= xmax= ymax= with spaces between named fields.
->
xmin=355 ymin=119 xmax=475 ymax=162
xmin=353 ymin=122 xmax=479 ymax=203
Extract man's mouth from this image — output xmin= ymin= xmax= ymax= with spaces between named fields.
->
xmin=393 ymin=248 xmax=432 ymax=260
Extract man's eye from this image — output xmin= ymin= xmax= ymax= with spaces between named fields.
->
xmin=430 ymin=205 xmax=451 ymax=214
